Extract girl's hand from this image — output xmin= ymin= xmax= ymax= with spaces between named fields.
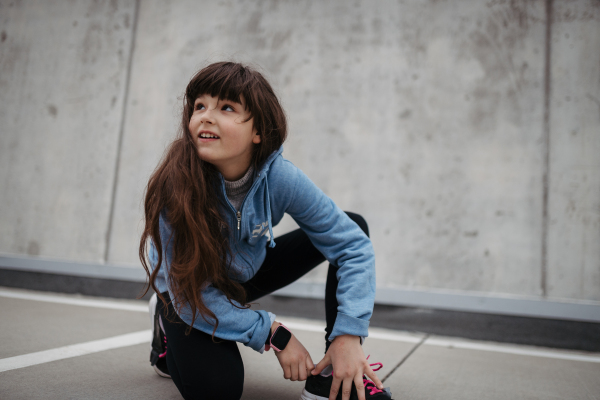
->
xmin=311 ymin=335 xmax=384 ymax=400
xmin=272 ymin=323 xmax=315 ymax=381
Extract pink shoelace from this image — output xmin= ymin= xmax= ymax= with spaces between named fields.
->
xmin=158 ymin=335 xmax=167 ymax=359
xmin=364 ymin=355 xmax=384 ymax=395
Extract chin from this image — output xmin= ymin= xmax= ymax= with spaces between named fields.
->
xmin=196 ymin=148 xmax=215 ymax=161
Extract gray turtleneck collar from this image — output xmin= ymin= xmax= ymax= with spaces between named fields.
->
xmin=224 ymin=166 xmax=254 ymax=211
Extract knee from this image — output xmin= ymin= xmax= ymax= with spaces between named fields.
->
xmin=345 ymin=212 xmax=369 ymax=238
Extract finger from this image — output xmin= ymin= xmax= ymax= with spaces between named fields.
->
xmin=291 ymin=361 xmax=299 ymax=381
xmin=329 ymin=376 xmax=342 ymax=400
xmin=355 ymin=374 xmax=366 ymax=400
xmin=341 ymin=377 xmax=353 ymax=400
xmin=312 ymin=354 xmax=330 ymax=375
xmin=299 ymin=361 xmax=308 ymax=381
xmin=365 ymin=366 xmax=384 ymax=389
xmin=305 ymin=354 xmax=315 ymax=373
xmin=283 ymin=364 xmax=291 ymax=380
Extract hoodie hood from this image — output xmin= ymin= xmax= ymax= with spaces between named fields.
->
xmin=253 ymin=146 xmax=284 ymax=248
xmin=254 ymin=146 xmax=284 ymax=179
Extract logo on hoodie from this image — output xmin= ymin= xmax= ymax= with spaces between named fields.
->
xmin=252 ymin=221 xmax=271 ymax=241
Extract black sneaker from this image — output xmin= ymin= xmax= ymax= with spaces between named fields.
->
xmin=149 ymin=293 xmax=170 ymax=378
xmin=300 ymin=362 xmax=393 ymax=400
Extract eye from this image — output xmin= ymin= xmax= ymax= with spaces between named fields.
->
xmin=222 ymin=104 xmax=235 ymax=112
xmin=194 ymin=102 xmax=205 ymax=111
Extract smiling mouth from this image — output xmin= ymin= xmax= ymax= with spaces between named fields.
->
xmin=199 ymin=132 xmax=219 ymax=139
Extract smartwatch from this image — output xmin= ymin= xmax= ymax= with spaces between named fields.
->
xmin=266 ymin=324 xmax=292 ymax=352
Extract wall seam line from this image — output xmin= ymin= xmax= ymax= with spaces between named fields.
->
xmin=104 ymin=0 xmax=141 ymax=264
xmin=541 ymin=0 xmax=553 ymax=298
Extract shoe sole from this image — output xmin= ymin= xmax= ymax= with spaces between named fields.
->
xmin=299 ymin=389 xmax=328 ymax=400
xmin=153 ymin=364 xmax=171 ymax=379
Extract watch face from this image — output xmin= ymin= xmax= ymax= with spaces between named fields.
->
xmin=271 ymin=326 xmax=292 ymax=350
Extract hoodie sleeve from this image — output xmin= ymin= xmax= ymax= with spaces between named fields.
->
xmin=284 ymin=165 xmax=376 ymax=341
xmin=149 ymin=211 xmax=273 ymax=352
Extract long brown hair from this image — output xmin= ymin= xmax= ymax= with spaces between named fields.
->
xmin=139 ymin=62 xmax=287 ymax=335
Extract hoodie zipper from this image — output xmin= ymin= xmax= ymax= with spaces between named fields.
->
xmin=219 ymin=160 xmax=274 ymax=240
xmin=229 ymin=172 xmax=263 ymax=237
xmin=223 ymin=148 xmax=281 ymax=243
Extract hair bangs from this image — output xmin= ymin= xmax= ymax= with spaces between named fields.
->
xmin=187 ymin=63 xmax=254 ymax=110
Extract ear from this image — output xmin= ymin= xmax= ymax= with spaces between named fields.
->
xmin=252 ymin=128 xmax=261 ymax=144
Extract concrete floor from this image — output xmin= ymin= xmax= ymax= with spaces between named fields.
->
xmin=1 ymin=287 xmax=599 ymax=400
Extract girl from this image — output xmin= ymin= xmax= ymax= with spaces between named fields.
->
xmin=140 ymin=62 xmax=391 ymax=400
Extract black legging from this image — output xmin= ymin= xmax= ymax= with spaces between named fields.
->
xmin=158 ymin=212 xmax=369 ymax=400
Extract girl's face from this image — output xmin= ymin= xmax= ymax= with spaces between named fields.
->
xmin=189 ymin=94 xmax=261 ymax=181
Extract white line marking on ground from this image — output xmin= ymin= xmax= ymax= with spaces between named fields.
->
xmin=0 ymin=330 xmax=151 ymax=373
xmin=281 ymin=321 xmax=324 ymax=333
xmin=0 ymin=289 xmax=148 ymax=312
xmin=2 ymin=288 xmax=600 ymax=364
xmin=368 ymin=331 xmax=424 ymax=344
xmin=424 ymin=337 xmax=600 ymax=363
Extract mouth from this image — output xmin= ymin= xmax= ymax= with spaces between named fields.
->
xmin=198 ymin=131 xmax=219 ymax=140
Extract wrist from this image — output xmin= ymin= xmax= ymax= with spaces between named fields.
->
xmin=331 ymin=334 xmax=360 ymax=345
xmin=270 ymin=321 xmax=280 ymax=334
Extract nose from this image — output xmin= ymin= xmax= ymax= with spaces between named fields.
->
xmin=200 ymin=106 xmax=216 ymax=124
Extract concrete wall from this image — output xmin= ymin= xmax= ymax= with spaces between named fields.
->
xmin=1 ymin=1 xmax=599 ymax=311
xmin=0 ymin=0 xmax=135 ymax=262
xmin=546 ymin=0 xmax=600 ymax=300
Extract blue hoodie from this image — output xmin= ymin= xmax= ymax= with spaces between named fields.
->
xmin=149 ymin=147 xmax=376 ymax=352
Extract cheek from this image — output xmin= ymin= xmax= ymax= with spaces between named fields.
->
xmin=188 ymin=116 xmax=197 ymax=131
xmin=188 ymin=120 xmax=200 ymax=143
